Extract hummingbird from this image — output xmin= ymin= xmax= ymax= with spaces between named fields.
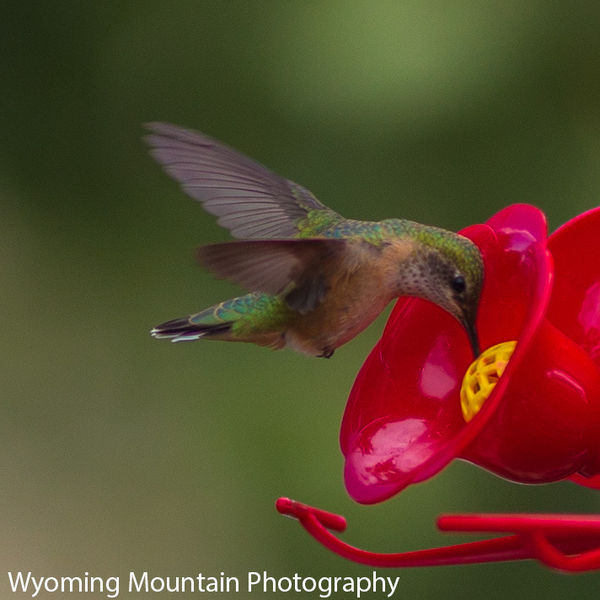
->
xmin=146 ymin=123 xmax=483 ymax=358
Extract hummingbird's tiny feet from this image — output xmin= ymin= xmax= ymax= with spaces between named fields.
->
xmin=318 ymin=347 xmax=335 ymax=358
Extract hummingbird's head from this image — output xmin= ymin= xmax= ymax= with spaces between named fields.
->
xmin=399 ymin=227 xmax=484 ymax=357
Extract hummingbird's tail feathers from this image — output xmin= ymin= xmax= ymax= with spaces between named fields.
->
xmin=150 ymin=292 xmax=292 ymax=346
xmin=151 ymin=316 xmax=232 ymax=343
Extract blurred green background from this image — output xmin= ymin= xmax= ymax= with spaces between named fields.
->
xmin=3 ymin=1 xmax=600 ymax=598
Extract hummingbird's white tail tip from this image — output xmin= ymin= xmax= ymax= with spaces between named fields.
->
xmin=150 ymin=327 xmax=204 ymax=342
xmin=150 ymin=315 xmax=232 ymax=343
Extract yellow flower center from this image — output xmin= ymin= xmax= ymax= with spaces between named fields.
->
xmin=460 ymin=341 xmax=517 ymax=422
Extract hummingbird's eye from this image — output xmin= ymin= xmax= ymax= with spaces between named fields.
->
xmin=451 ymin=275 xmax=466 ymax=294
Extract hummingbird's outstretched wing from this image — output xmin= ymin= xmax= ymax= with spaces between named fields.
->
xmin=196 ymin=238 xmax=350 ymax=313
xmin=145 ymin=122 xmax=341 ymax=239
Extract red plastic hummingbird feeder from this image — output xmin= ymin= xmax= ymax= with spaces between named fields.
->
xmin=277 ymin=204 xmax=600 ymax=572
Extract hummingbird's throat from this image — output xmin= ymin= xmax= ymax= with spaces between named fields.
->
xmin=460 ymin=341 xmax=517 ymax=422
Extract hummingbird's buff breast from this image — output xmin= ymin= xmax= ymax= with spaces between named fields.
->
xmin=284 ymin=238 xmax=416 ymax=355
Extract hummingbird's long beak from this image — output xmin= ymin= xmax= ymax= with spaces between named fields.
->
xmin=465 ymin=320 xmax=480 ymax=358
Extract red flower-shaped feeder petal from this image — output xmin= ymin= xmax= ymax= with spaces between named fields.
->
xmin=342 ymin=204 xmax=600 ymax=502
xmin=278 ymin=205 xmax=600 ymax=571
